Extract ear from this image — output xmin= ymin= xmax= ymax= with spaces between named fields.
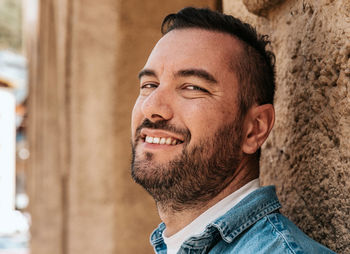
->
xmin=241 ymin=104 xmax=275 ymax=154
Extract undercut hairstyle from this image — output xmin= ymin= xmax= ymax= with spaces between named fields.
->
xmin=161 ymin=7 xmax=276 ymax=117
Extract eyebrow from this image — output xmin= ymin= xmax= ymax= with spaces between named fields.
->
xmin=138 ymin=69 xmax=156 ymax=80
xmin=175 ymin=69 xmax=218 ymax=84
xmin=138 ymin=68 xmax=218 ymax=84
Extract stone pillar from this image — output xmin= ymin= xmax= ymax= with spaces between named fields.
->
xmin=224 ymin=1 xmax=350 ymax=253
xmin=27 ymin=1 xmax=218 ymax=254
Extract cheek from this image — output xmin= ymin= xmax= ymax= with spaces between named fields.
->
xmin=181 ymin=102 xmax=228 ymax=139
xmin=181 ymin=96 xmax=239 ymax=138
xmin=131 ymin=97 xmax=143 ymax=138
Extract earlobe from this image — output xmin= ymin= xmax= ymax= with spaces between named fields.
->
xmin=242 ymin=104 xmax=275 ymax=154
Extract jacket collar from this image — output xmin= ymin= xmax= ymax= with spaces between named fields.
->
xmin=150 ymin=186 xmax=281 ymax=249
xmin=209 ymin=185 xmax=281 ymax=243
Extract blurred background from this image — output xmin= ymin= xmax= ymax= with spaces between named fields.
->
xmin=0 ymin=0 xmax=29 ymax=253
xmin=0 ymin=0 xmax=349 ymax=254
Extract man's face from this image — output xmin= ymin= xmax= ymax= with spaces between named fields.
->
xmin=131 ymin=29 xmax=245 ymax=210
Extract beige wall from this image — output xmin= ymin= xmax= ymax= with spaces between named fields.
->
xmin=224 ymin=0 xmax=350 ymax=253
xmin=28 ymin=1 xmax=219 ymax=254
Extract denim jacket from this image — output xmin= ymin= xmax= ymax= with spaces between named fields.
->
xmin=150 ymin=186 xmax=336 ymax=254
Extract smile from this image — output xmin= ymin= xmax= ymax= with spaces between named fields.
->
xmin=144 ymin=136 xmax=182 ymax=145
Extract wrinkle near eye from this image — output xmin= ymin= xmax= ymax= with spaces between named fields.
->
xmin=140 ymin=82 xmax=158 ymax=96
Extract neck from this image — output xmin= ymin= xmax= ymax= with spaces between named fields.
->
xmin=158 ymin=156 xmax=259 ymax=237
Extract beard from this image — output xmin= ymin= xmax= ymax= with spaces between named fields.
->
xmin=131 ymin=116 xmax=244 ymax=212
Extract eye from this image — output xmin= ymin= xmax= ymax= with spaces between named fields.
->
xmin=184 ymin=84 xmax=209 ymax=93
xmin=139 ymin=82 xmax=158 ymax=96
xmin=141 ymin=82 xmax=158 ymax=89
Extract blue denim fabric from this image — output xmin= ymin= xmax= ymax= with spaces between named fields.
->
xmin=150 ymin=186 xmax=336 ymax=254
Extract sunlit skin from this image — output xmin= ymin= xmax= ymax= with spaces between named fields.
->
xmin=132 ymin=29 xmax=241 ymax=162
xmin=131 ymin=28 xmax=275 ymax=236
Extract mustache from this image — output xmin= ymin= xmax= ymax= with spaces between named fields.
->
xmin=135 ymin=119 xmax=191 ymax=142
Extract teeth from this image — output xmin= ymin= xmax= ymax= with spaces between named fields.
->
xmin=145 ymin=136 xmax=180 ymax=145
xmin=145 ymin=136 xmax=153 ymax=143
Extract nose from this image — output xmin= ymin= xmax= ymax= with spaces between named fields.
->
xmin=141 ymin=86 xmax=174 ymax=122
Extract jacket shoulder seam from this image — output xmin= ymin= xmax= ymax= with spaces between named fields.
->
xmin=266 ymin=215 xmax=301 ymax=254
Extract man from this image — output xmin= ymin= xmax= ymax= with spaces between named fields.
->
xmin=131 ymin=7 xmax=336 ymax=254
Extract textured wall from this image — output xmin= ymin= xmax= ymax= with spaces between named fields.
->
xmin=224 ymin=0 xmax=350 ymax=253
xmin=28 ymin=1 xmax=218 ymax=253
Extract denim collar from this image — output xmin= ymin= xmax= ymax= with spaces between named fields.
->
xmin=150 ymin=186 xmax=281 ymax=251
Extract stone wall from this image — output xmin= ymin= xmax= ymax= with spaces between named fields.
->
xmin=224 ymin=1 xmax=350 ymax=253
xmin=27 ymin=1 xmax=218 ymax=253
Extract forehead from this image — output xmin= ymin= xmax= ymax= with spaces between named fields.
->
xmin=144 ymin=29 xmax=242 ymax=77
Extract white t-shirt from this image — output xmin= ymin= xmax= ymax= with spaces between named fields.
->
xmin=163 ymin=179 xmax=260 ymax=254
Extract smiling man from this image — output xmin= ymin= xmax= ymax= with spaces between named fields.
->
xmin=131 ymin=7 xmax=335 ymax=254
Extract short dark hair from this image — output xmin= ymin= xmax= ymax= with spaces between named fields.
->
xmin=161 ymin=7 xmax=275 ymax=116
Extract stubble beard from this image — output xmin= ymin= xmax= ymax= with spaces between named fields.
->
xmin=131 ymin=117 xmax=244 ymax=212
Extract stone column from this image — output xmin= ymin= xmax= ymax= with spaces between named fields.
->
xmin=27 ymin=1 xmax=218 ymax=254
xmin=224 ymin=1 xmax=350 ymax=253
xmin=26 ymin=0 xmax=68 ymax=253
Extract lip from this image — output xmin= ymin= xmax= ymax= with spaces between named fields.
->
xmin=142 ymin=142 xmax=182 ymax=151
